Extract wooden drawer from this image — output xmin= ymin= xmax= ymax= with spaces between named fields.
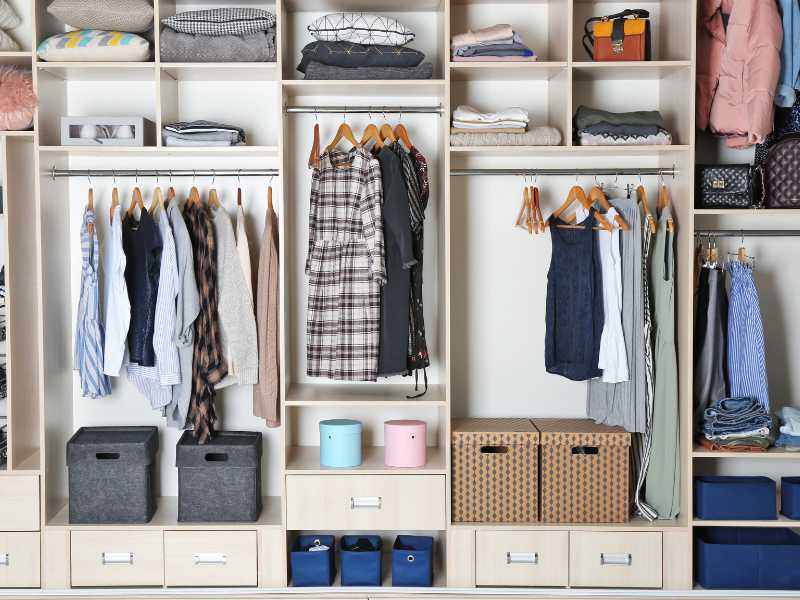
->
xmin=0 ymin=532 xmax=40 ymax=588
xmin=476 ymin=530 xmax=568 ymax=587
xmin=569 ymin=531 xmax=662 ymax=588
xmin=0 ymin=476 xmax=39 ymax=531
xmin=165 ymin=530 xmax=257 ymax=587
xmin=286 ymin=474 xmax=446 ymax=530
xmin=71 ymin=530 xmax=164 ymax=587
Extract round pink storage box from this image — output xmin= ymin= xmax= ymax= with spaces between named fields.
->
xmin=384 ymin=420 xmax=427 ymax=468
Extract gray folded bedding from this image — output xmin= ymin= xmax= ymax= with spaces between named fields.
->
xmin=303 ymin=61 xmax=433 ymax=80
xmin=160 ymin=27 xmax=276 ymax=63
xmin=297 ymin=41 xmax=425 ymax=73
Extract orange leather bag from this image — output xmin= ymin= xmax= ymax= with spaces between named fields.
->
xmin=583 ymin=9 xmax=651 ymax=62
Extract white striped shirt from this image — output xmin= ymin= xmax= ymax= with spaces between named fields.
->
xmin=102 ymin=206 xmax=130 ymax=376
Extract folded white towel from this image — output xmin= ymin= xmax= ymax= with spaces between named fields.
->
xmin=452 ymin=120 xmax=528 ymax=130
xmin=453 ymin=104 xmax=529 ymax=124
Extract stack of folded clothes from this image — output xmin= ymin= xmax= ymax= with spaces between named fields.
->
xmin=451 ymin=24 xmax=536 ymax=62
xmin=774 ymin=407 xmax=800 ymax=451
xmin=299 ymin=12 xmax=432 ymax=80
xmin=160 ymin=8 xmax=276 ymax=63
xmin=699 ymin=396 xmax=775 ymax=452
xmin=574 ymin=106 xmax=673 ymax=146
xmin=450 ymin=104 xmax=561 ymax=146
xmin=162 ymin=120 xmax=245 ymax=147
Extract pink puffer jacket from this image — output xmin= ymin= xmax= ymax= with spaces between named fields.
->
xmin=697 ymin=0 xmax=782 ymax=148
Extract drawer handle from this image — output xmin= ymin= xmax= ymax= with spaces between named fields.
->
xmin=600 ymin=552 xmax=632 ymax=566
xmin=101 ymin=552 xmax=134 ymax=566
xmin=0 ymin=553 xmax=8 ymax=567
xmin=350 ymin=496 xmax=382 ymax=509
xmin=506 ymin=552 xmax=538 ymax=565
xmin=193 ymin=553 xmax=228 ymax=565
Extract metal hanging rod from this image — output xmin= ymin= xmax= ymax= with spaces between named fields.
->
xmin=49 ymin=168 xmax=279 ymax=180
xmin=285 ymin=105 xmax=444 ymax=115
xmin=695 ymin=229 xmax=800 ymax=237
xmin=450 ymin=167 xmax=677 ymax=177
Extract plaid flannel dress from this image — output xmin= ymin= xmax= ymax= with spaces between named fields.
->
xmin=306 ymin=146 xmax=386 ymax=381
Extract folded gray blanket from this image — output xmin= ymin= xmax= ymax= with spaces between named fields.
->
xmin=450 ymin=127 xmax=562 ymax=146
xmin=163 ymin=130 xmax=241 ymax=143
xmin=455 ymin=43 xmax=535 ymax=58
xmin=303 ymin=61 xmax=433 ymax=80
xmin=160 ymin=27 xmax=276 ymax=63
xmin=298 ymin=41 xmax=425 ymax=73
xmin=164 ymin=137 xmax=240 ymax=147
xmin=574 ymin=105 xmax=665 ymax=130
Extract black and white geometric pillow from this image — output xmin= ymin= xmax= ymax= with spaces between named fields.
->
xmin=308 ymin=13 xmax=415 ymax=46
xmin=162 ymin=8 xmax=276 ymax=37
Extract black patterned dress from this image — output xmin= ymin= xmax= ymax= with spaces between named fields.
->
xmin=407 ymin=146 xmax=430 ymax=387
xmin=306 ymin=146 xmax=386 ymax=381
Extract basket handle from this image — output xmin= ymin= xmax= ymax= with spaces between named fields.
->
xmin=571 ymin=446 xmax=599 ymax=455
xmin=204 ymin=453 xmax=229 ymax=462
xmin=95 ymin=452 xmax=120 ymax=460
xmin=480 ymin=446 xmax=509 ymax=454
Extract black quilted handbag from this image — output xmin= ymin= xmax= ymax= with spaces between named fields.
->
xmin=695 ymin=164 xmax=755 ymax=209
xmin=761 ymin=133 xmax=800 ymax=208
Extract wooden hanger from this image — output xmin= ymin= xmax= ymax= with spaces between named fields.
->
xmin=531 ymin=185 xmax=544 ymax=234
xmin=659 ymin=182 xmax=675 ymax=232
xmin=127 ymin=186 xmax=145 ymax=217
xmin=515 ymin=186 xmax=531 ymax=232
xmin=187 ymin=186 xmax=201 ymax=208
xmin=308 ymin=123 xmax=320 ymax=169
xmin=545 ymin=186 xmax=612 ymax=231
xmin=360 ymin=123 xmax=383 ymax=150
xmin=379 ymin=123 xmax=397 ymax=145
xmin=588 ymin=186 xmax=630 ymax=230
xmin=165 ymin=186 xmax=176 ymax=207
xmin=86 ymin=187 xmax=94 ymax=236
xmin=267 ymin=185 xmax=273 ymax=212
xmin=637 ymin=185 xmax=656 ymax=234
xmin=394 ymin=122 xmax=414 ymax=150
xmin=109 ymin=186 xmax=120 ymax=225
xmin=207 ymin=188 xmax=221 ymax=209
xmin=149 ymin=186 xmax=164 ymax=216
xmin=326 ymin=120 xmax=358 ymax=153
xmin=237 ymin=187 xmax=243 ymax=207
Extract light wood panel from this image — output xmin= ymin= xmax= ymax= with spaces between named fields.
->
xmin=42 ymin=528 xmax=70 ymax=589
xmin=475 ymin=530 xmax=569 ymax=587
xmin=0 ymin=532 xmax=40 ymax=588
xmin=569 ymin=531 xmax=663 ymax=588
xmin=164 ymin=530 xmax=258 ymax=587
xmin=70 ymin=530 xmax=164 ymax=587
xmin=0 ymin=475 xmax=39 ymax=530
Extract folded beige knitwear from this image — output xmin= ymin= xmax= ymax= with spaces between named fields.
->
xmin=451 ymin=24 xmax=513 ymax=49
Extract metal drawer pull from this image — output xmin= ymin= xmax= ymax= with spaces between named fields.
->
xmin=600 ymin=552 xmax=632 ymax=566
xmin=350 ymin=496 xmax=382 ymax=509
xmin=507 ymin=552 xmax=538 ymax=565
xmin=101 ymin=552 xmax=134 ymax=566
xmin=193 ymin=553 xmax=228 ymax=565
xmin=0 ymin=553 xmax=8 ymax=567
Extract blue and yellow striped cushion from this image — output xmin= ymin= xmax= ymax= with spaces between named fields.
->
xmin=37 ymin=30 xmax=150 ymax=62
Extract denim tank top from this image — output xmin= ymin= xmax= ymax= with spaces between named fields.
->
xmin=545 ymin=207 xmax=605 ymax=381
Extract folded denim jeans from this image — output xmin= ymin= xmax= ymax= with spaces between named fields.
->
xmin=702 ymin=396 xmax=772 ymax=437
xmin=775 ymin=433 xmax=800 ymax=447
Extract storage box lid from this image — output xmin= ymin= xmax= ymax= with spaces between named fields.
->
xmin=452 ymin=418 xmax=538 ymax=446
xmin=67 ymin=426 xmax=159 ymax=466
xmin=176 ymin=430 xmax=262 ymax=468
xmin=319 ymin=419 xmax=362 ymax=435
xmin=533 ymin=418 xmax=630 ymax=447
xmin=385 ymin=419 xmax=426 ymax=430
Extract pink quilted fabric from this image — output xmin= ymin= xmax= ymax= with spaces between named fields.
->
xmin=0 ymin=66 xmax=37 ymax=131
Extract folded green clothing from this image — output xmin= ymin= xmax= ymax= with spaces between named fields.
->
xmin=303 ymin=61 xmax=433 ymax=80
xmin=297 ymin=41 xmax=425 ymax=73
xmin=574 ymin=105 xmax=665 ymax=130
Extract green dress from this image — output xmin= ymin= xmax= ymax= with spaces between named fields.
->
xmin=645 ymin=206 xmax=681 ymax=519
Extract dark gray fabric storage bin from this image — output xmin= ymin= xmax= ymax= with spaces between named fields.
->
xmin=176 ymin=430 xmax=262 ymax=522
xmin=67 ymin=426 xmax=159 ymax=524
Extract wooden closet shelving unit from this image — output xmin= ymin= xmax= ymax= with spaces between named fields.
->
xmin=10 ymin=0 xmax=798 ymax=595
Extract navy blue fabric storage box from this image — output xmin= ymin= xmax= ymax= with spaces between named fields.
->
xmin=392 ymin=535 xmax=433 ymax=587
xmin=291 ymin=535 xmax=335 ymax=586
xmin=340 ymin=536 xmax=382 ymax=586
xmin=781 ymin=477 xmax=800 ymax=519
xmin=694 ymin=476 xmax=777 ymax=520
xmin=696 ymin=528 xmax=800 ymax=589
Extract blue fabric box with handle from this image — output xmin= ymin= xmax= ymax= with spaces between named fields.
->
xmin=694 ymin=476 xmax=777 ymax=520
xmin=696 ymin=527 xmax=800 ymax=589
xmin=781 ymin=476 xmax=800 ymax=519
xmin=392 ymin=535 xmax=433 ymax=587
xmin=340 ymin=535 xmax=382 ymax=586
xmin=290 ymin=535 xmax=336 ymax=586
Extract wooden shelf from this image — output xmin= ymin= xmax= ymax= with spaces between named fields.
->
xmin=39 ymin=146 xmax=278 ymax=156
xmin=572 ymin=61 xmax=692 ymax=80
xmin=451 ymin=513 xmax=689 ymax=531
xmin=36 ymin=62 xmax=156 ymax=81
xmin=282 ymin=79 xmax=446 ymax=98
xmin=450 ymin=144 xmax=689 ymax=156
xmin=449 ymin=61 xmax=567 ymax=81
xmin=160 ymin=62 xmax=278 ymax=82
xmin=285 ymin=383 xmax=445 ymax=406
xmin=286 ymin=445 xmax=446 ymax=475
xmin=693 ymin=445 xmax=800 ymax=459
xmin=692 ymin=514 xmax=799 ymax=528
xmin=0 ymin=131 xmax=35 ymax=137
xmin=283 ymin=0 xmax=442 ymax=10
xmin=695 ymin=208 xmax=800 ymax=216
xmin=47 ymin=496 xmax=282 ymax=530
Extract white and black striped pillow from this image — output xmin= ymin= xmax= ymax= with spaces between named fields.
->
xmin=308 ymin=13 xmax=414 ymax=46
xmin=162 ymin=8 xmax=276 ymax=37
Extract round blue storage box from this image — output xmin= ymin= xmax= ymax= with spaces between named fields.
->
xmin=319 ymin=419 xmax=362 ymax=468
